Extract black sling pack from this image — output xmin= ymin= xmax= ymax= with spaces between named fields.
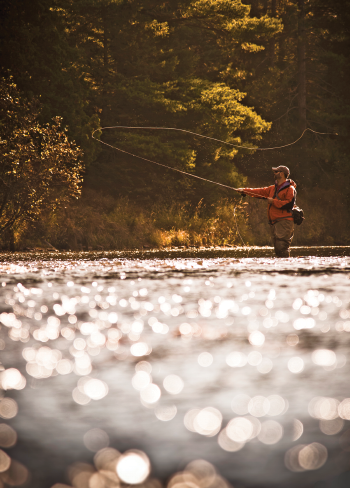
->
xmin=292 ymin=205 xmax=305 ymax=225
xmin=274 ymin=182 xmax=305 ymax=225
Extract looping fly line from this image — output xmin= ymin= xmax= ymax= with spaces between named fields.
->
xmin=91 ymin=126 xmax=336 ymax=195
xmin=92 ymin=125 xmax=336 ymax=248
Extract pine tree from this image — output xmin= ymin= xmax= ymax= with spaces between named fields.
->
xmin=75 ymin=0 xmax=282 ymax=205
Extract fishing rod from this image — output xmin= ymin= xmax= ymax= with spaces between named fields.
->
xmin=91 ymin=126 xmax=336 ymax=200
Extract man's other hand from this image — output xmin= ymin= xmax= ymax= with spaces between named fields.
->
xmin=267 ymin=197 xmax=274 ymax=204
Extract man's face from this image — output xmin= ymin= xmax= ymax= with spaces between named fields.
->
xmin=273 ymin=170 xmax=285 ymax=183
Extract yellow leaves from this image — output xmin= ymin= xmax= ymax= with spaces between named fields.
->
xmin=189 ymin=0 xmax=249 ymax=20
xmin=227 ymin=148 xmax=238 ymax=159
xmin=185 ymin=150 xmax=197 ymax=170
xmin=184 ymin=79 xmax=271 ymax=136
xmin=241 ymin=43 xmax=265 ymax=52
xmin=214 ymin=147 xmax=222 ymax=161
xmin=0 ymin=76 xmax=83 ymax=230
xmin=49 ymin=7 xmax=65 ymax=13
xmin=200 ymin=83 xmax=246 ymax=105
xmin=144 ymin=20 xmax=170 ymax=38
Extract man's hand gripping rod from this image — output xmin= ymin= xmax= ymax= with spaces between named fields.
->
xmin=235 ymin=189 xmax=267 ymax=200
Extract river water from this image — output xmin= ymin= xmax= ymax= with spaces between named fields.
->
xmin=0 ymin=247 xmax=350 ymax=488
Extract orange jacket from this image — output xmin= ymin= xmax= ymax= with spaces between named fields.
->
xmin=243 ymin=179 xmax=296 ymax=223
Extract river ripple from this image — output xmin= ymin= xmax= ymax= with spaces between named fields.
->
xmin=0 ymin=250 xmax=350 ymax=488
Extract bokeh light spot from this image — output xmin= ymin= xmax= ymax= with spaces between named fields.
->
xmin=94 ymin=447 xmax=120 ymax=472
xmin=83 ymin=379 xmax=108 ymax=401
xmin=116 ymin=450 xmax=150 ymax=484
xmin=135 ymin=361 xmax=152 ymax=374
xmin=132 ymin=371 xmax=151 ymax=391
xmin=197 ymin=352 xmax=213 ymax=367
xmin=257 ymin=358 xmax=273 ymax=374
xmin=1 ymin=459 xmax=29 ymax=485
xmin=312 ymin=349 xmax=337 ymax=367
xmin=226 ymin=417 xmax=253 ymax=442
xmin=288 ymin=357 xmax=304 ymax=373
xmin=56 ymin=359 xmax=73 ymax=376
xmin=298 ymin=443 xmax=328 ymax=470
xmin=163 ymin=375 xmax=184 ymax=395
xmin=0 ymin=424 xmax=17 ymax=448
xmin=0 ymin=398 xmax=18 ymax=419
xmin=248 ymin=351 xmax=262 ymax=366
xmin=248 ymin=331 xmax=265 ymax=346
xmin=248 ymin=396 xmax=270 ymax=417
xmin=293 ymin=318 xmax=315 ymax=330
xmin=83 ymin=428 xmax=109 ymax=452
xmin=226 ymin=352 xmax=247 ymax=368
xmin=193 ymin=407 xmax=222 ymax=437
xmin=0 ymin=368 xmax=26 ymax=390
xmin=72 ymin=387 xmax=90 ymax=406
xmin=286 ymin=334 xmax=299 ymax=346
xmin=0 ymin=449 xmax=11 ymax=472
xmin=293 ymin=419 xmax=304 ymax=441
xmin=319 ymin=418 xmax=344 ymax=435
xmin=338 ymin=398 xmax=350 ymax=419
xmin=130 ymin=342 xmax=151 ymax=357
xmin=155 ymin=404 xmax=177 ymax=421
xmin=186 ymin=459 xmax=217 ymax=487
xmin=285 ymin=444 xmax=306 ymax=472
xmin=308 ymin=397 xmax=339 ymax=420
xmin=140 ymin=384 xmax=161 ymax=404
xmin=267 ymin=395 xmax=286 ymax=416
xmin=258 ymin=420 xmax=283 ymax=445
xmin=218 ymin=428 xmax=245 ymax=452
xmin=184 ymin=409 xmax=201 ymax=433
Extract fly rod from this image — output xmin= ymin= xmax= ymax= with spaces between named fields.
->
xmin=92 ymin=126 xmax=336 ymax=199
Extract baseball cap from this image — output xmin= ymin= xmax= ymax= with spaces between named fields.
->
xmin=272 ymin=165 xmax=290 ymax=177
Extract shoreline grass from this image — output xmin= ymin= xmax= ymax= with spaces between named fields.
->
xmin=2 ymin=186 xmax=349 ymax=252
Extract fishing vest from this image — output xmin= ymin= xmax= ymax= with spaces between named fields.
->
xmin=273 ymin=180 xmax=295 ymax=212
xmin=269 ymin=180 xmax=305 ymax=225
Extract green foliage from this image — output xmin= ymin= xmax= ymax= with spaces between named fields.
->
xmin=61 ymin=0 xmax=279 ymax=204
xmin=0 ymin=0 xmax=99 ymax=164
xmin=0 ymin=77 xmax=83 ymax=234
xmin=0 ymin=0 xmax=279 ymax=207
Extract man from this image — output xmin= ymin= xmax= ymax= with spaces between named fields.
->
xmin=238 ymin=165 xmax=296 ymax=258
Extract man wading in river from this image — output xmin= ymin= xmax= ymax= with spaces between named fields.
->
xmin=238 ymin=166 xmax=296 ymax=258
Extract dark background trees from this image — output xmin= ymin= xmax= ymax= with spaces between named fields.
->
xmin=0 ymin=0 xmax=349 ymax=249
xmin=237 ymin=0 xmax=350 ymax=244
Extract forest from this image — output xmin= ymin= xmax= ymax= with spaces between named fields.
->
xmin=0 ymin=0 xmax=349 ymax=251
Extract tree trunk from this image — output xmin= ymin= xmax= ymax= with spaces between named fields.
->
xmin=3 ymin=227 xmax=15 ymax=251
xmin=250 ymin=0 xmax=259 ymax=18
xmin=262 ymin=0 xmax=268 ymax=15
xmin=297 ymin=0 xmax=307 ymax=131
xmin=268 ymin=0 xmax=277 ymax=66
xmin=101 ymin=4 xmax=109 ymax=128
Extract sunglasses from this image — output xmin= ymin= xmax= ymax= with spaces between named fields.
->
xmin=273 ymin=171 xmax=281 ymax=174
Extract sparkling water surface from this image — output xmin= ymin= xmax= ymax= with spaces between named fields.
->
xmin=1 ymin=248 xmax=350 ymax=488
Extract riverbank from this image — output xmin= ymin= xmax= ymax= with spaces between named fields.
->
xmin=3 ymin=188 xmax=349 ymax=253
xmin=2 ymin=191 xmax=251 ymax=252
xmin=1 ymin=246 xmax=350 ymax=262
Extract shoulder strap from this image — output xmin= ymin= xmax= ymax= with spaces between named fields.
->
xmin=274 ymin=183 xmax=296 ymax=212
xmin=274 ymin=180 xmax=291 ymax=198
